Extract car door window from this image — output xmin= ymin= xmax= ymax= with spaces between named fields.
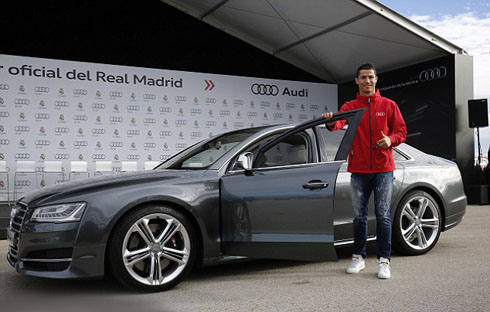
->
xmin=255 ymin=131 xmax=311 ymax=168
xmin=315 ymin=123 xmax=348 ymax=162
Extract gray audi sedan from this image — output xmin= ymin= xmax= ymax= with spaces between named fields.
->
xmin=7 ymin=109 xmax=466 ymax=291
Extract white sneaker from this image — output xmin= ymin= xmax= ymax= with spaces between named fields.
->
xmin=346 ymin=254 xmax=365 ymax=274
xmin=377 ymin=257 xmax=391 ymax=279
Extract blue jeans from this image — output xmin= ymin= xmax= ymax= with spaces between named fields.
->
xmin=350 ymin=172 xmax=393 ymax=260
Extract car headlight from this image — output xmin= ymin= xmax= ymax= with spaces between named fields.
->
xmin=30 ymin=203 xmax=87 ymax=223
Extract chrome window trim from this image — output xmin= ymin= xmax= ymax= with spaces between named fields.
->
xmin=21 ymin=258 xmax=72 ymax=263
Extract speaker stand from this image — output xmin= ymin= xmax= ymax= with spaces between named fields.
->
xmin=477 ymin=126 xmax=482 ymax=168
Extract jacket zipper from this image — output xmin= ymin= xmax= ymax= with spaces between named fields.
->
xmin=368 ymin=97 xmax=372 ymax=172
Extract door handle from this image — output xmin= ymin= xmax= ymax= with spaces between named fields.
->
xmin=302 ymin=181 xmax=329 ymax=190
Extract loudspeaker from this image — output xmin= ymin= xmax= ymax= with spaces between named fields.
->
xmin=468 ymin=99 xmax=488 ymax=128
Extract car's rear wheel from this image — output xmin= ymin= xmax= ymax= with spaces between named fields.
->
xmin=108 ymin=205 xmax=196 ymax=291
xmin=393 ymin=191 xmax=441 ymax=255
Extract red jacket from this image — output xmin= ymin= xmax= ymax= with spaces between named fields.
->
xmin=330 ymin=90 xmax=407 ymax=173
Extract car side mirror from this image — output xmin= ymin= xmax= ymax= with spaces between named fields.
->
xmin=237 ymin=152 xmax=253 ymax=171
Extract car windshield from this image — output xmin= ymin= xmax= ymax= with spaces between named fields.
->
xmin=159 ymin=127 xmax=269 ymax=170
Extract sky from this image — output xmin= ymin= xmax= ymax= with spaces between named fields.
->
xmin=379 ymin=0 xmax=490 ymax=158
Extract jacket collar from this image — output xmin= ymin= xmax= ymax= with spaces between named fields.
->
xmin=356 ymin=89 xmax=380 ymax=103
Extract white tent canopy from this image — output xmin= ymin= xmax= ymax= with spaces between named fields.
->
xmin=161 ymin=0 xmax=464 ymax=83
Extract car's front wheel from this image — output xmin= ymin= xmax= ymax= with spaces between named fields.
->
xmin=108 ymin=205 xmax=196 ymax=291
xmin=393 ymin=191 xmax=441 ymax=255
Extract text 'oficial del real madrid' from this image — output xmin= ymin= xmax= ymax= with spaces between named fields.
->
xmin=6 ymin=65 xmax=183 ymax=88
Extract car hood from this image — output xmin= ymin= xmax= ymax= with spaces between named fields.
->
xmin=20 ymin=169 xmax=211 ymax=205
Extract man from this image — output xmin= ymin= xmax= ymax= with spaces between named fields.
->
xmin=322 ymin=63 xmax=406 ymax=279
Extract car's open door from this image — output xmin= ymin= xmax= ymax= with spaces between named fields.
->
xmin=220 ymin=109 xmax=364 ymax=261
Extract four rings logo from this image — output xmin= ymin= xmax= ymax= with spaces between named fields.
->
xmin=220 ymin=110 xmax=231 ymax=116
xmin=55 ymin=154 xmax=70 ymax=160
xmin=144 ymin=143 xmax=156 ymax=148
xmin=175 ymin=96 xmax=187 ymax=102
xmin=143 ymin=94 xmax=156 ymax=100
xmin=74 ymin=141 xmax=88 ymax=147
xmin=175 ymin=143 xmax=187 ymax=149
xmin=92 ymin=154 xmax=106 ymax=160
xmin=160 ymin=107 xmax=172 ymax=113
xmin=160 ymin=131 xmax=172 ymax=137
xmin=92 ymin=103 xmax=105 ymax=109
xmin=251 ymin=84 xmax=279 ymax=96
xmin=234 ymin=100 xmax=244 ymax=106
xmin=205 ymin=121 xmax=217 ymax=127
xmin=110 ymin=117 xmax=123 ymax=123
xmin=15 ymin=126 xmax=30 ymax=132
xmin=110 ymin=92 xmax=123 ymax=98
xmin=143 ymin=118 xmax=156 ymax=124
xmin=15 ymin=181 xmax=31 ymax=187
xmin=419 ymin=66 xmax=447 ymax=82
xmin=92 ymin=129 xmax=106 ymax=135
xmin=35 ymin=87 xmax=50 ymax=93
xmin=0 ymin=139 xmax=9 ymax=145
xmin=127 ymin=155 xmax=140 ymax=160
xmin=206 ymin=98 xmax=216 ymax=104
xmin=55 ymin=101 xmax=69 ymax=108
xmin=35 ymin=113 xmax=50 ymax=119
xmin=273 ymin=113 xmax=283 ymax=119
xmin=73 ymin=115 xmax=88 ymax=121
xmin=234 ymin=122 xmax=244 ymax=128
xmin=55 ymin=127 xmax=69 ymax=134
xmin=127 ymin=105 xmax=140 ymax=111
xmin=0 ymin=84 xmax=9 ymax=90
xmin=0 ymin=112 xmax=9 ymax=118
xmin=35 ymin=140 xmax=50 ymax=146
xmin=160 ymin=155 xmax=172 ymax=161
xmin=73 ymin=89 xmax=88 ymax=96
xmin=14 ymin=99 xmax=30 ymax=105
xmin=175 ymin=120 xmax=187 ymax=126
xmin=191 ymin=132 xmax=202 ymax=138
xmin=127 ymin=130 xmax=140 ymax=136
xmin=15 ymin=153 xmax=31 ymax=159
xmin=110 ymin=142 xmax=124 ymax=148
xmin=191 ymin=109 xmax=202 ymax=114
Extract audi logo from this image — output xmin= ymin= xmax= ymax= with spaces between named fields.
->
xmin=159 ymin=107 xmax=172 ymax=113
xmin=92 ymin=154 xmax=106 ymax=160
xmin=92 ymin=129 xmax=106 ymax=135
xmin=15 ymin=126 xmax=30 ymax=132
xmin=55 ymin=127 xmax=69 ymax=134
xmin=14 ymin=99 xmax=30 ymax=105
xmin=206 ymin=121 xmax=217 ymax=127
xmin=74 ymin=141 xmax=88 ymax=147
xmin=92 ymin=103 xmax=106 ymax=109
xmin=73 ymin=115 xmax=88 ymax=121
xmin=159 ymin=131 xmax=172 ymax=137
xmin=127 ymin=105 xmax=140 ymax=111
xmin=299 ymin=114 xmax=308 ymax=120
xmin=273 ymin=113 xmax=283 ymax=118
xmin=261 ymin=102 xmax=271 ymax=108
xmin=205 ymin=98 xmax=216 ymax=104
xmin=144 ymin=143 xmax=157 ymax=148
xmin=143 ymin=94 xmax=156 ymax=100
xmin=160 ymin=155 xmax=172 ymax=161
xmin=175 ymin=120 xmax=187 ymax=126
xmin=220 ymin=110 xmax=231 ymax=116
xmin=0 ymin=84 xmax=9 ymax=90
xmin=35 ymin=140 xmax=50 ymax=146
xmin=175 ymin=96 xmax=187 ymax=102
xmin=127 ymin=130 xmax=140 ymax=136
xmin=191 ymin=109 xmax=202 ymax=114
xmin=127 ymin=155 xmax=140 ymax=160
xmin=0 ymin=139 xmax=10 ymax=145
xmin=247 ymin=112 xmax=258 ymax=117
xmin=55 ymin=154 xmax=70 ymax=160
xmin=251 ymin=84 xmax=279 ymax=96
xmin=110 ymin=142 xmax=124 ymax=148
xmin=35 ymin=113 xmax=50 ymax=119
xmin=109 ymin=92 xmax=123 ymax=98
xmin=419 ymin=66 xmax=447 ymax=82
xmin=110 ymin=117 xmax=123 ymax=123
xmin=286 ymin=103 xmax=296 ymax=109
xmin=310 ymin=104 xmax=319 ymax=110
xmin=15 ymin=181 xmax=31 ymax=187
xmin=234 ymin=122 xmax=244 ymax=128
xmin=143 ymin=118 xmax=156 ymax=124
xmin=191 ymin=132 xmax=202 ymax=138
xmin=15 ymin=153 xmax=31 ymax=159
xmin=34 ymin=86 xmax=50 ymax=93
xmin=234 ymin=100 xmax=244 ymax=106
xmin=54 ymin=101 xmax=69 ymax=108
xmin=73 ymin=89 xmax=88 ymax=95
xmin=175 ymin=143 xmax=187 ymax=149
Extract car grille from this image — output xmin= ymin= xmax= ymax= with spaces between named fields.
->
xmin=7 ymin=202 xmax=28 ymax=268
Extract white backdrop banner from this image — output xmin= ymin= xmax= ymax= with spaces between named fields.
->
xmin=0 ymin=54 xmax=337 ymax=200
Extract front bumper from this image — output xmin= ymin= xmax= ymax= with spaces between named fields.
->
xmin=7 ymin=202 xmax=105 ymax=279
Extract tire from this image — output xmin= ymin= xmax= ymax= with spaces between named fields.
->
xmin=393 ymin=191 xmax=442 ymax=256
xmin=108 ymin=205 xmax=196 ymax=292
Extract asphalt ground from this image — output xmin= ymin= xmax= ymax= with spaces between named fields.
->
xmin=0 ymin=205 xmax=489 ymax=312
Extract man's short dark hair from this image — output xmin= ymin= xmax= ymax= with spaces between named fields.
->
xmin=356 ymin=63 xmax=377 ymax=77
